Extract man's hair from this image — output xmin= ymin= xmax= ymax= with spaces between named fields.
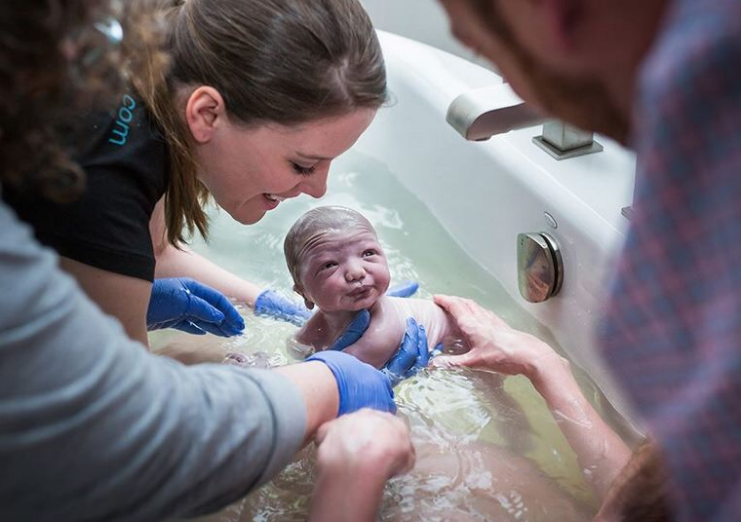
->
xmin=284 ymin=206 xmax=376 ymax=286
xmin=0 ymin=0 xmax=158 ymax=202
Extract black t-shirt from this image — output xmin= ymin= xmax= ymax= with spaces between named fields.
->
xmin=3 ymin=94 xmax=169 ymax=281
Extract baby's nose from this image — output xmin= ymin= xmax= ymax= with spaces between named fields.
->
xmin=345 ymin=262 xmax=365 ymax=282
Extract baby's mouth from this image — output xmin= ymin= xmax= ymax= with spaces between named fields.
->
xmin=348 ymin=286 xmax=372 ymax=298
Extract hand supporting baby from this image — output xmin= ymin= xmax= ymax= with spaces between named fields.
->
xmin=432 ymin=295 xmax=565 ymax=382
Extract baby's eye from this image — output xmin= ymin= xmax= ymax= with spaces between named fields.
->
xmin=322 ymin=261 xmax=337 ymax=270
xmin=362 ymin=250 xmax=377 ymax=257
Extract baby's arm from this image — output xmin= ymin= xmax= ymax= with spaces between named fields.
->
xmin=341 ymin=300 xmax=406 ymax=369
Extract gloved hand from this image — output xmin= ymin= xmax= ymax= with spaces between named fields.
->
xmin=147 ymin=278 xmax=245 ymax=337
xmin=253 ymin=289 xmax=312 ymax=326
xmin=386 ymin=281 xmax=419 ymax=298
xmin=382 ymin=318 xmax=435 ymax=387
xmin=306 ymin=350 xmax=396 ymax=415
xmin=254 ymin=280 xmax=420 ymax=326
xmin=327 ymin=309 xmax=371 ymax=351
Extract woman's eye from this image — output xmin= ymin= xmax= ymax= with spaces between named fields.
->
xmin=362 ymin=250 xmax=376 ymax=257
xmin=322 ymin=261 xmax=337 ymax=270
xmin=291 ymin=162 xmax=316 ymax=176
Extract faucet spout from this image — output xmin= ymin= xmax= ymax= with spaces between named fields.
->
xmin=446 ymin=84 xmax=546 ymax=141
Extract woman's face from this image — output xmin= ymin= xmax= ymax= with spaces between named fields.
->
xmin=195 ymin=108 xmax=377 ymax=224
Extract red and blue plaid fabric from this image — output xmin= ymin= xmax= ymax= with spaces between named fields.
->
xmin=599 ymin=0 xmax=741 ymax=520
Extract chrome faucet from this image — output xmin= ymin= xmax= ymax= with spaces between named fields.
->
xmin=446 ymin=84 xmax=603 ymax=159
xmin=446 ymin=84 xmax=546 ymax=141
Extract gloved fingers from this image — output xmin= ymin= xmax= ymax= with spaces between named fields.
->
xmin=185 ymin=293 xmax=226 ymax=324
xmin=189 ymin=319 xmax=237 ymax=338
xmin=383 ymin=318 xmax=421 ymax=378
xmin=173 ymin=321 xmax=208 ymax=336
xmin=386 ymin=280 xmax=419 ymax=298
xmin=254 ymin=289 xmax=312 ymax=326
xmin=184 ymin=281 xmax=245 ymax=333
xmin=328 ymin=309 xmax=371 ymax=351
xmin=405 ymin=327 xmax=432 ymax=378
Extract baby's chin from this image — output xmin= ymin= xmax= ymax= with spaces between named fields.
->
xmin=321 ymin=294 xmax=381 ymax=313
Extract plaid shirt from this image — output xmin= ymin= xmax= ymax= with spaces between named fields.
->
xmin=599 ymin=0 xmax=741 ymax=520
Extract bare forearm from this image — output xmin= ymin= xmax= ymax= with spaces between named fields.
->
xmin=532 ymin=358 xmax=632 ymax=499
xmin=155 ymin=244 xmax=262 ymax=305
xmin=275 ymin=362 xmax=339 ymax=442
xmin=309 ymin=460 xmax=387 ymax=522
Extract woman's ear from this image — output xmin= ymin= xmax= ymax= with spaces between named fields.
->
xmin=184 ymin=86 xmax=225 ymax=144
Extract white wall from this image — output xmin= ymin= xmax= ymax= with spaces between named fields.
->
xmin=360 ymin=0 xmax=493 ymax=69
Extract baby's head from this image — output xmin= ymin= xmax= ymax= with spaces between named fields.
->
xmin=285 ymin=206 xmax=390 ymax=313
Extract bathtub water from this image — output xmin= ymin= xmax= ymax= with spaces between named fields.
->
xmin=156 ymin=30 xmax=638 ymax=522
xmin=157 ymin=150 xmax=630 ymax=522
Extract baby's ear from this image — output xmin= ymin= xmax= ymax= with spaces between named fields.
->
xmin=293 ymin=283 xmax=315 ymax=310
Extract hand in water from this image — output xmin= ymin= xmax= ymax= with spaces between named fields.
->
xmin=431 ymin=295 xmax=562 ymax=378
xmin=306 ymin=351 xmax=396 ymax=415
xmin=147 ymin=278 xmax=245 ymax=337
xmin=315 ymin=409 xmax=415 ymax=477
xmin=254 ymin=281 xmax=420 ymax=326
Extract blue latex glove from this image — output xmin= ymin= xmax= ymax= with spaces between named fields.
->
xmin=306 ymin=350 xmax=396 ymax=415
xmin=327 ymin=309 xmax=371 ymax=352
xmin=386 ymin=280 xmax=419 ymax=298
xmin=147 ymin=278 xmax=245 ymax=337
xmin=382 ymin=318 xmax=433 ymax=387
xmin=254 ymin=280 xmax=420 ymax=326
xmin=253 ymin=289 xmax=312 ymax=326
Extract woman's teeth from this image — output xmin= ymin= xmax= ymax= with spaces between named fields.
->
xmin=264 ymin=194 xmax=286 ymax=202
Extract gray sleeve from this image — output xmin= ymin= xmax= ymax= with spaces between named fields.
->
xmin=0 ymin=200 xmax=307 ymax=522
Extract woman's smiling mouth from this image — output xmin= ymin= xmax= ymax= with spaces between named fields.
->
xmin=263 ymin=193 xmax=286 ymax=209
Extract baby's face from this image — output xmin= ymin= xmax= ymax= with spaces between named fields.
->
xmin=296 ymin=227 xmax=391 ymax=313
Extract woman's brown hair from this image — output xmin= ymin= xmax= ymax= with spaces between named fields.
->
xmin=135 ymin=0 xmax=388 ymax=245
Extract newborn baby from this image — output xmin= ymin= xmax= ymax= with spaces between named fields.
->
xmin=284 ymin=205 xmax=465 ymax=368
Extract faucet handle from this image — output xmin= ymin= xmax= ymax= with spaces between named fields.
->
xmin=446 ymin=84 xmax=546 ymax=141
xmin=533 ymin=121 xmax=604 ymax=160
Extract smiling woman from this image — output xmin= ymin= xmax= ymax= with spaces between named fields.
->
xmin=192 ymin=108 xmax=377 ymax=225
xmin=1 ymin=0 xmax=388 ymax=346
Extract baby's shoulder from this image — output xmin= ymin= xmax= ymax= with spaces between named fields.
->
xmin=386 ymin=296 xmax=438 ymax=316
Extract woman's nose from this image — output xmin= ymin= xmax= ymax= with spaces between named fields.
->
xmin=301 ymin=169 xmax=329 ymax=199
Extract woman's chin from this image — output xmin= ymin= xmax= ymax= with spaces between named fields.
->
xmin=228 ymin=205 xmax=264 ymax=225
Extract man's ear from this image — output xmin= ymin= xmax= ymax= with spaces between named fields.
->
xmin=293 ymin=283 xmax=315 ymax=310
xmin=184 ymin=86 xmax=225 ymax=144
xmin=540 ymin=0 xmax=585 ymax=52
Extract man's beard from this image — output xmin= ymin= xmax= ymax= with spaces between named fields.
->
xmin=516 ymin=54 xmax=631 ymax=144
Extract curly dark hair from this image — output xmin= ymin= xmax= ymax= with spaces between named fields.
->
xmin=0 ymin=0 xmax=157 ymax=202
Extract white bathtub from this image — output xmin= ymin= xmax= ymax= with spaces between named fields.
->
xmin=360 ymin=31 xmax=638 ymax=422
